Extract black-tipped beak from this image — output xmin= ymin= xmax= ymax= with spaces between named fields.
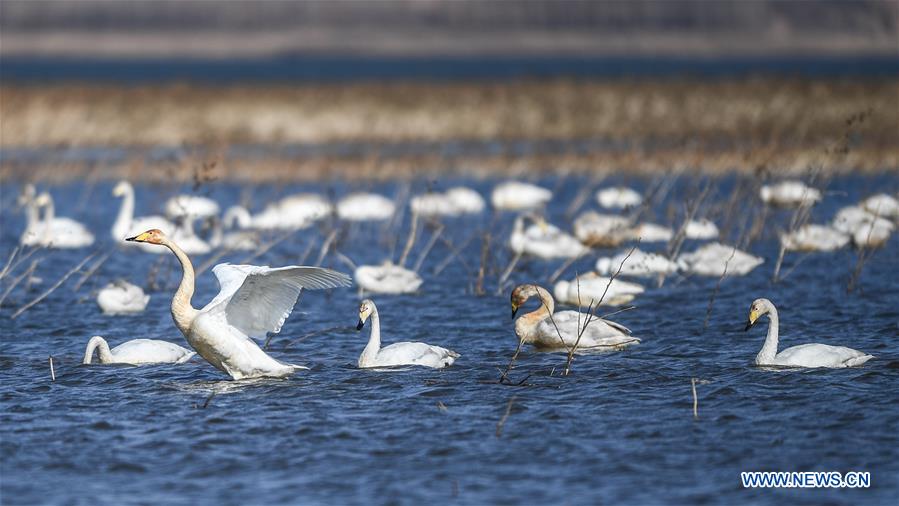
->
xmin=511 ymin=307 xmax=518 ymax=319
xmin=744 ymin=320 xmax=755 ymax=331
xmin=125 ymin=235 xmax=139 ymax=242
xmin=356 ymin=319 xmax=364 ymax=331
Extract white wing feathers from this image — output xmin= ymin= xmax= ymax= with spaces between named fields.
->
xmin=205 ymin=264 xmax=352 ymax=339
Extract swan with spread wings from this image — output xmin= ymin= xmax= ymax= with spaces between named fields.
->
xmin=126 ymin=229 xmax=352 ymax=379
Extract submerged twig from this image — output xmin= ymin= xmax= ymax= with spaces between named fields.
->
xmin=495 ymin=395 xmax=517 ymax=437
xmin=691 ymin=378 xmax=699 ymax=420
xmin=49 ymin=356 xmax=56 ymax=382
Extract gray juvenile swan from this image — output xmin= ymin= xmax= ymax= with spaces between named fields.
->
xmin=745 ymin=298 xmax=873 ymax=368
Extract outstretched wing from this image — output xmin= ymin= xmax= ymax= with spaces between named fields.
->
xmin=205 ymin=263 xmax=352 ymax=339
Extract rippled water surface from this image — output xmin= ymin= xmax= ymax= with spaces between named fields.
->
xmin=1 ymin=173 xmax=898 ymax=505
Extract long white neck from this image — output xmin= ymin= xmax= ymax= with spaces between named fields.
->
xmin=84 ymin=336 xmax=114 ymax=364
xmin=162 ymin=237 xmax=199 ymax=336
xmin=756 ymin=303 xmax=780 ymax=365
xmin=359 ymin=306 xmax=382 ymax=367
xmin=112 ymin=184 xmax=135 ymax=239
xmin=24 ymin=198 xmax=40 ymax=233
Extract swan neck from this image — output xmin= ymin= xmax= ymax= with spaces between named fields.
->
xmin=113 ymin=184 xmax=135 ymax=239
xmin=24 ymin=199 xmax=39 ymax=231
xmin=757 ymin=304 xmax=780 ymax=364
xmin=42 ymin=197 xmax=55 ymax=224
xmin=84 ymin=336 xmax=113 ymax=364
xmin=360 ymin=306 xmax=381 ymax=366
xmin=516 ymin=285 xmax=555 ymax=343
xmin=164 ymin=237 xmax=198 ymax=335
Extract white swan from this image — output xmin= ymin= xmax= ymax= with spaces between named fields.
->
xmin=19 ymin=185 xmax=45 ymax=247
xmin=512 ymin=284 xmax=639 ymax=350
xmin=410 ymin=187 xmax=485 ymax=217
xmin=745 ymin=298 xmax=873 ymax=368
xmin=96 ymin=280 xmax=150 ymax=314
xmin=251 ymin=194 xmax=333 ymax=230
xmin=33 ymin=193 xmax=95 ymax=248
xmin=491 ymin=181 xmax=552 ymax=211
xmin=83 ymin=335 xmax=195 ymax=365
xmin=572 ymin=211 xmax=632 ymax=247
xmin=760 ymin=181 xmax=822 ymax=207
xmin=169 ymin=218 xmax=212 ymax=255
xmin=596 ymin=248 xmax=678 ymax=277
xmin=861 ymin=193 xmax=899 ymax=220
xmin=629 ymin=222 xmax=673 ymax=242
xmin=355 ymin=261 xmax=422 ymax=294
xmin=337 ymin=193 xmax=396 ymax=221
xmin=832 ymin=206 xmax=894 ymax=248
xmin=125 ymin=229 xmax=352 ymax=379
xmin=356 ymin=299 xmax=459 ymax=368
xmin=112 ymin=181 xmax=175 ymax=252
xmin=206 ymin=216 xmax=259 ymax=251
xmin=510 ymin=214 xmax=589 ymax=259
xmin=780 ymin=224 xmax=849 ymax=252
xmin=164 ymin=194 xmax=220 ymax=220
xmin=684 ymin=219 xmax=719 ymax=239
xmin=445 ymin=187 xmax=485 ymax=214
xmin=596 ymin=187 xmax=642 ymax=209
xmin=553 ymin=273 xmax=644 ymax=307
xmin=677 ymin=242 xmax=763 ymax=277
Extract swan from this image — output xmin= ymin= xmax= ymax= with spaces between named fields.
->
xmin=511 ymin=284 xmax=639 ymax=350
xmin=759 ymin=181 xmax=822 ymax=207
xmin=206 ymin=216 xmax=259 ymax=251
xmin=18 ymin=185 xmax=45 ymax=247
xmin=745 ymin=298 xmax=873 ymax=368
xmin=337 ymin=193 xmax=396 ymax=221
xmin=861 ymin=193 xmax=899 ymax=220
xmin=684 ymin=219 xmax=719 ymax=239
xmin=572 ymin=211 xmax=632 ymax=247
xmin=596 ymin=248 xmax=678 ymax=277
xmin=251 ymin=193 xmax=333 ymax=230
xmin=629 ymin=223 xmax=673 ymax=242
xmin=780 ymin=224 xmax=849 ymax=252
xmin=553 ymin=273 xmax=644 ymax=307
xmin=112 ymin=181 xmax=176 ymax=252
xmin=676 ymin=242 xmax=763 ymax=276
xmin=125 ymin=228 xmax=352 ymax=379
xmin=33 ymin=193 xmax=95 ymax=248
xmin=410 ymin=187 xmax=485 ymax=217
xmin=169 ymin=218 xmax=212 ymax=255
xmin=445 ymin=187 xmax=485 ymax=214
xmin=83 ymin=335 xmax=195 ymax=365
xmin=164 ymin=194 xmax=220 ymax=221
xmin=596 ymin=187 xmax=642 ymax=209
xmin=510 ymin=214 xmax=589 ymax=259
xmin=832 ymin=206 xmax=894 ymax=248
xmin=491 ymin=181 xmax=552 ymax=211
xmin=356 ymin=299 xmax=459 ymax=368
xmin=355 ymin=261 xmax=422 ymax=294
xmin=96 ymin=279 xmax=150 ymax=314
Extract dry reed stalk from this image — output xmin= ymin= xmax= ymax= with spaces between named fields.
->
xmin=315 ymin=229 xmax=339 ymax=267
xmin=0 ymin=247 xmax=20 ymax=280
xmin=195 ymin=247 xmax=232 ymax=276
xmin=0 ymin=259 xmax=40 ymax=307
xmin=433 ymin=232 xmax=477 ymax=275
xmin=49 ymin=356 xmax=56 ymax=382
xmin=0 ymin=245 xmax=41 ymax=282
xmin=397 ymin=211 xmax=420 ymax=268
xmin=691 ymin=378 xmax=698 ymax=419
xmin=239 ymin=228 xmax=299 ymax=264
xmin=702 ymin=246 xmax=736 ymax=332
xmin=412 ymin=223 xmax=444 ymax=273
xmin=72 ymin=251 xmax=111 ymax=292
xmin=496 ymin=251 xmax=522 ymax=296
xmin=495 ymin=395 xmax=517 ymax=437
xmin=475 ymin=233 xmax=490 ymax=296
xmin=12 ymin=252 xmax=96 ymax=319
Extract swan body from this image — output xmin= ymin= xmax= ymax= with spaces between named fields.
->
xmin=596 ymin=248 xmax=678 ymax=277
xmin=832 ymin=206 xmax=894 ymax=247
xmin=630 ymin=223 xmax=673 ymax=242
xmin=572 ymin=211 xmax=632 ymax=247
xmin=745 ymin=298 xmax=872 ymax=368
xmin=684 ymin=219 xmax=719 ymax=239
xmin=354 ymin=262 xmax=422 ymax=294
xmin=512 ymin=284 xmax=639 ymax=350
xmin=553 ymin=273 xmax=644 ymax=307
xmin=125 ymin=229 xmax=352 ymax=379
xmin=445 ymin=187 xmax=485 ymax=214
xmin=356 ymin=299 xmax=459 ymax=368
xmin=112 ymin=181 xmax=176 ymax=252
xmin=781 ymin=224 xmax=849 ymax=252
xmin=336 ymin=193 xmax=396 ymax=221
xmin=491 ymin=181 xmax=552 ymax=211
xmin=164 ymin=194 xmax=220 ymax=220
xmin=32 ymin=193 xmax=95 ymax=248
xmin=410 ymin=187 xmax=485 ymax=217
xmin=252 ymin=194 xmax=333 ymax=230
xmin=861 ymin=193 xmax=899 ymax=220
xmin=760 ymin=181 xmax=822 ymax=207
xmin=83 ymin=336 xmax=195 ymax=365
xmin=510 ymin=214 xmax=589 ymax=259
xmin=677 ymin=242 xmax=763 ymax=277
xmin=596 ymin=187 xmax=642 ymax=209
xmin=96 ymin=280 xmax=150 ymax=314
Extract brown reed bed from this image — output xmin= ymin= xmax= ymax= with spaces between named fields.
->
xmin=1 ymin=78 xmax=897 ymax=181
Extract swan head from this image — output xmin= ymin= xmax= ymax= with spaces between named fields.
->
xmin=357 ymin=299 xmax=375 ymax=330
xmin=34 ymin=193 xmax=51 ymax=208
xmin=745 ymin=298 xmax=773 ymax=331
xmin=511 ymin=284 xmax=537 ymax=318
xmin=126 ymin=228 xmax=166 ymax=245
xmin=17 ymin=184 xmax=36 ymax=207
xmin=112 ymin=181 xmax=130 ymax=197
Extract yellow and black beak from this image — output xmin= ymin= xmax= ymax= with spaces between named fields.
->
xmin=511 ymin=302 xmax=519 ymax=319
xmin=356 ymin=319 xmax=365 ymax=331
xmin=125 ymin=231 xmax=151 ymax=243
xmin=744 ymin=309 xmax=759 ymax=331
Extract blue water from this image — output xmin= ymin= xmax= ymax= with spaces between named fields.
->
xmin=2 ymin=55 xmax=898 ymax=83
xmin=1 ymin=173 xmax=898 ymax=505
